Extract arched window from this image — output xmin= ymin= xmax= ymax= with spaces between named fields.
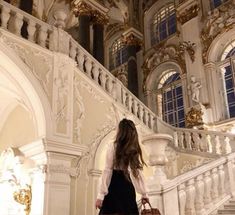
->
xmin=109 ymin=38 xmax=128 ymax=71
xmin=151 ymin=4 xmax=176 ymax=45
xmin=157 ymin=70 xmax=185 ymax=127
xmin=211 ymin=0 xmax=229 ymax=8
xmin=220 ymin=41 xmax=235 ymax=118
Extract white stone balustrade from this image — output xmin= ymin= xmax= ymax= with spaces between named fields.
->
xmin=173 ymin=128 xmax=234 ymax=155
xmin=147 ymin=153 xmax=235 ymax=215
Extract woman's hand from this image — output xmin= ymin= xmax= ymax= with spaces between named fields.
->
xmin=95 ymin=199 xmax=103 ymax=209
xmin=141 ymin=197 xmax=150 ymax=205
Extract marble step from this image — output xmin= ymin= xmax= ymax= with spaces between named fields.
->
xmin=217 ymin=209 xmax=235 ymax=214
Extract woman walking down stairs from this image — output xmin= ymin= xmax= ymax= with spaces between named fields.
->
xmin=214 ymin=199 xmax=235 ymax=214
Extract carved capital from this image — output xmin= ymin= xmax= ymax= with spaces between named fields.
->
xmin=177 ymin=4 xmax=199 ymax=25
xmin=185 ymin=107 xmax=204 ymax=128
xmin=72 ymin=1 xmax=92 ymax=17
xmin=179 ymin=41 xmax=196 ymax=62
xmin=92 ymin=10 xmax=109 ymax=25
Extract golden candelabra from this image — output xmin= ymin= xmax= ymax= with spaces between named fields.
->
xmin=13 ymin=184 xmax=32 ymax=215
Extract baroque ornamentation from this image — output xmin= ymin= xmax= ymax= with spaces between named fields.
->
xmin=177 ymin=4 xmax=200 ymax=25
xmin=91 ymin=10 xmax=109 ymax=25
xmin=80 ymin=80 xmax=105 ymax=103
xmin=179 ymin=41 xmax=196 ymax=62
xmin=13 ymin=185 xmax=32 ymax=215
xmin=73 ymin=74 xmax=85 ymax=144
xmin=201 ymin=0 xmax=235 ymax=63
xmin=72 ymin=1 xmax=92 ymax=16
xmin=185 ymin=107 xmax=204 ymax=128
xmin=105 ymin=23 xmax=125 ymax=41
xmin=142 ymin=43 xmax=186 ymax=91
xmin=112 ymin=63 xmax=128 ymax=87
xmin=0 ymin=35 xmax=53 ymax=103
xmin=122 ymin=33 xmax=142 ymax=46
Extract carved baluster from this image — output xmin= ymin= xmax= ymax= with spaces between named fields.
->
xmin=222 ymin=136 xmax=232 ymax=154
xmin=99 ymin=70 xmax=107 ymax=89
xmin=200 ymin=133 xmax=208 ymax=152
xmin=203 ymin=171 xmax=212 ymax=209
xmin=13 ymin=13 xmax=23 ymax=36
xmin=122 ymin=89 xmax=127 ymax=107
xmin=192 ymin=132 xmax=200 ymax=151
xmin=211 ymin=168 xmax=219 ymax=202
xmin=143 ymin=109 xmax=148 ymax=124
xmin=106 ymin=77 xmax=113 ymax=94
xmin=27 ymin=19 xmax=36 ymax=42
xmin=185 ymin=179 xmax=196 ymax=215
xmin=0 ymin=6 xmax=10 ymax=29
xmin=215 ymin=135 xmax=221 ymax=154
xmin=127 ymin=94 xmax=133 ymax=111
xmin=185 ymin=131 xmax=192 ymax=150
xmin=138 ymin=104 xmax=144 ymax=121
xmin=69 ymin=42 xmax=77 ymax=60
xmin=149 ymin=114 xmax=155 ymax=129
xmin=84 ymin=57 xmax=92 ymax=78
xmin=218 ymin=165 xmax=226 ymax=198
xmin=195 ymin=175 xmax=205 ymax=214
xmin=173 ymin=131 xmax=179 ymax=147
xmin=207 ymin=134 xmax=212 ymax=153
xmin=132 ymin=100 xmax=138 ymax=116
xmin=49 ymin=27 xmax=57 ymax=51
xmin=146 ymin=113 xmax=151 ymax=128
xmin=210 ymin=134 xmax=217 ymax=154
xmin=38 ymin=25 xmax=48 ymax=47
xmin=92 ymin=64 xmax=99 ymax=83
xmin=178 ymin=131 xmax=184 ymax=149
xmin=76 ymin=50 xmax=85 ymax=72
xmin=178 ymin=184 xmax=186 ymax=215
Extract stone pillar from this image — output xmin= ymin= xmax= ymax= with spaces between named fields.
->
xmin=19 ymin=139 xmax=84 ymax=215
xmin=122 ymin=28 xmax=143 ymax=97
xmin=72 ymin=1 xmax=92 ymax=52
xmin=92 ymin=11 xmax=108 ymax=65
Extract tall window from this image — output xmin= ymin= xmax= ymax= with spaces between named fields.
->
xmin=151 ymin=4 xmax=177 ymax=45
xmin=109 ymin=38 xmax=128 ymax=70
xmin=157 ymin=71 xmax=185 ymax=127
xmin=221 ymin=41 xmax=235 ymax=118
xmin=211 ymin=0 xmax=229 ymax=8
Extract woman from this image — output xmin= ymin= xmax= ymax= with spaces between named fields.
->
xmin=95 ymin=118 xmax=149 ymax=215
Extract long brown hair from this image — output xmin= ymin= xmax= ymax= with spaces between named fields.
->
xmin=114 ymin=118 xmax=146 ymax=178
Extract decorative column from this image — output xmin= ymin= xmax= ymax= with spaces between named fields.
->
xmin=72 ymin=1 xmax=92 ymax=52
xmin=92 ymin=10 xmax=108 ymax=65
xmin=122 ymin=28 xmax=143 ymax=97
xmin=19 ymin=139 xmax=84 ymax=215
xmin=142 ymin=133 xmax=173 ymax=188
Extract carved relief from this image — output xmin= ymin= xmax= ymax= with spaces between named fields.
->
xmin=73 ymin=74 xmax=85 ymax=144
xmin=201 ymin=0 xmax=235 ymax=63
xmin=0 ymin=35 xmax=53 ymax=103
xmin=177 ymin=4 xmax=200 ymax=24
xmin=142 ymin=44 xmax=186 ymax=90
xmin=54 ymin=56 xmax=70 ymax=134
xmin=179 ymin=41 xmax=196 ymax=63
xmin=185 ymin=107 xmax=204 ymax=128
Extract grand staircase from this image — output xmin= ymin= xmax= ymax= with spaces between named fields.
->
xmin=1 ymin=1 xmax=235 ymax=214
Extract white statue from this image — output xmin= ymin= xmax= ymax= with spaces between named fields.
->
xmin=188 ymin=76 xmax=202 ymax=103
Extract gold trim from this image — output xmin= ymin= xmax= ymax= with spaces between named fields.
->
xmin=72 ymin=1 xmax=92 ymax=16
xmin=13 ymin=185 xmax=32 ymax=215
xmin=122 ymin=33 xmax=142 ymax=46
xmin=179 ymin=41 xmax=196 ymax=62
xmin=177 ymin=4 xmax=200 ymax=25
xmin=92 ymin=10 xmax=109 ymax=25
xmin=185 ymin=107 xmax=204 ymax=128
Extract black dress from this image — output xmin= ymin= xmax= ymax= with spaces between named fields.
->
xmin=99 ymin=170 xmax=139 ymax=215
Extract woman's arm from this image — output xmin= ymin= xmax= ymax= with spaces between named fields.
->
xmin=130 ymin=169 xmax=148 ymax=198
xmin=97 ymin=143 xmax=114 ymax=200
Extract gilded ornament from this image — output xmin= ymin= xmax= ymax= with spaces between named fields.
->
xmin=123 ymin=33 xmax=142 ymax=46
xmin=92 ymin=10 xmax=109 ymax=25
xmin=179 ymin=41 xmax=196 ymax=62
xmin=201 ymin=0 xmax=235 ymax=63
xmin=13 ymin=185 xmax=32 ymax=215
xmin=177 ymin=4 xmax=200 ymax=24
xmin=185 ymin=107 xmax=204 ymax=128
xmin=72 ymin=1 xmax=92 ymax=16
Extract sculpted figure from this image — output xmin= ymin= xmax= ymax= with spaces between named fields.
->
xmin=188 ymin=76 xmax=202 ymax=103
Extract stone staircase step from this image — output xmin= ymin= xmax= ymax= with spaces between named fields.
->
xmin=218 ymin=209 xmax=235 ymax=214
xmin=224 ymin=205 xmax=235 ymax=209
